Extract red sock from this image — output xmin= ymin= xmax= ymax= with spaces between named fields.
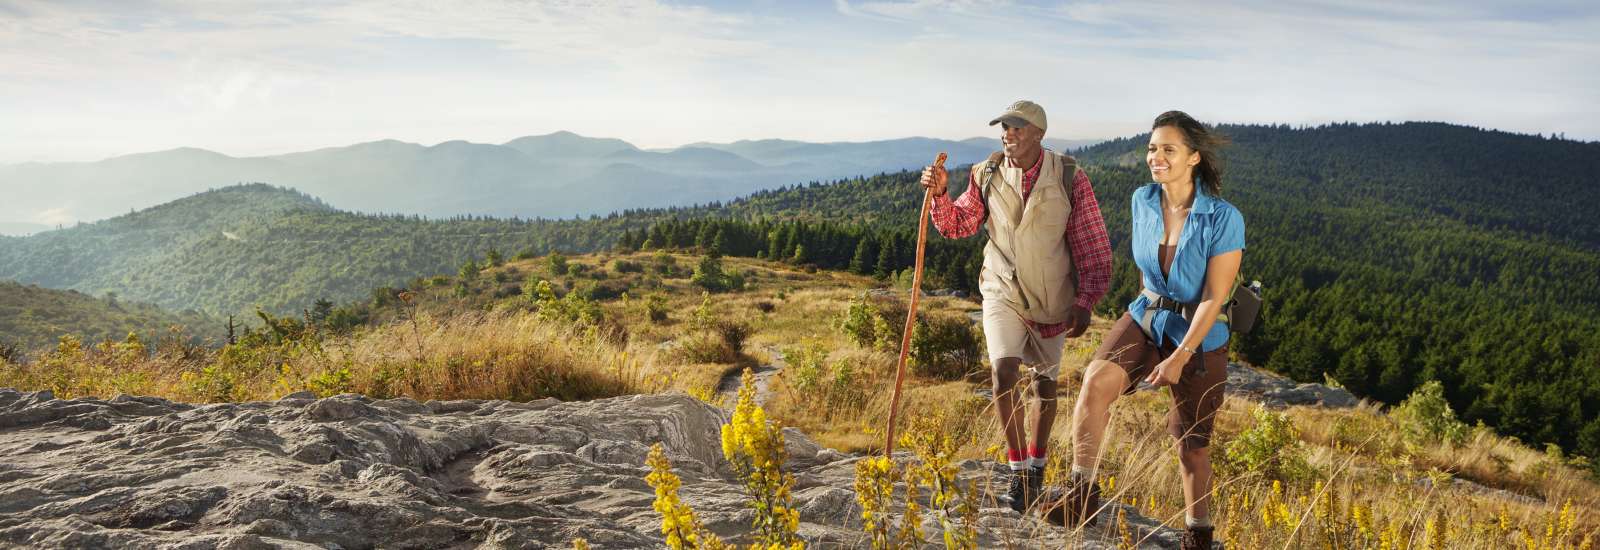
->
xmin=1029 ymin=445 xmax=1046 ymax=460
xmin=1007 ymin=448 xmax=1025 ymax=462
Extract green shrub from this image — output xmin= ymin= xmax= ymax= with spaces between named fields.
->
xmin=612 ymin=259 xmax=644 ymax=273
xmin=547 ymin=252 xmax=570 ymax=276
xmin=1220 ymin=405 xmax=1315 ymax=482
xmin=575 ymin=280 xmax=630 ymax=301
xmin=652 ymin=251 xmax=677 ymax=276
xmin=692 ymin=256 xmax=728 ymax=292
xmin=713 ymin=320 xmax=750 ymax=356
xmin=783 ymin=342 xmax=829 ymax=394
xmin=909 ymin=314 xmax=981 ymax=380
xmin=690 ymin=256 xmax=744 ymax=292
xmin=528 ymin=279 xmax=602 ymax=326
xmin=837 ymin=294 xmax=909 ymax=352
xmin=459 ymin=260 xmax=480 ymax=281
xmin=645 ymin=293 xmax=670 ymax=323
xmin=0 ymin=342 xmax=20 ymax=365
xmin=183 ymin=365 xmax=241 ymax=402
xmin=826 ymin=357 xmax=866 ymax=412
xmin=672 ymin=321 xmax=750 ymax=365
xmin=838 ymin=296 xmax=878 ymax=347
xmin=1391 ymin=380 xmax=1469 ymax=446
xmin=307 ymin=367 xmax=354 ymax=397
xmin=872 ymin=316 xmax=900 ymax=352
xmin=692 ymin=292 xmax=715 ymax=330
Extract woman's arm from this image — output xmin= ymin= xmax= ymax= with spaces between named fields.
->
xmin=1143 ymin=248 xmax=1242 ymax=386
xmin=1176 ymin=249 xmax=1242 ymax=353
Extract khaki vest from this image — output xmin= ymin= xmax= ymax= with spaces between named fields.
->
xmin=977 ymin=150 xmax=1079 ymax=324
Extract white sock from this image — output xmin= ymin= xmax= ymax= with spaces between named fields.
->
xmin=1186 ymin=515 xmax=1212 ymax=529
xmin=1031 ymin=456 xmax=1048 ymax=469
xmin=1008 ymin=460 xmax=1028 ymax=471
xmin=1070 ymin=465 xmax=1093 ymax=485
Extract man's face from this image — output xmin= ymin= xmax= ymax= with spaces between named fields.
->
xmin=1000 ymin=122 xmax=1044 ymax=159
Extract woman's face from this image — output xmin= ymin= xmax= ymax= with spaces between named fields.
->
xmin=1147 ymin=125 xmax=1200 ymax=185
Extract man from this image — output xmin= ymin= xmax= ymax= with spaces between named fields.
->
xmin=920 ymin=100 xmax=1112 ymax=514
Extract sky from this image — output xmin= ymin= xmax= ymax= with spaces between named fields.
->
xmin=1 ymin=0 xmax=1597 ymax=163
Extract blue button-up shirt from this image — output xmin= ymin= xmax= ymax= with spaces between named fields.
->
xmin=1127 ymin=182 xmax=1246 ymax=352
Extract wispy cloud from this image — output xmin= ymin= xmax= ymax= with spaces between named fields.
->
xmin=0 ymin=0 xmax=1595 ymax=164
xmin=32 ymin=207 xmax=72 ymax=225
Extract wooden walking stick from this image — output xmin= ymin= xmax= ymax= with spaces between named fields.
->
xmin=883 ymin=152 xmax=947 ymax=457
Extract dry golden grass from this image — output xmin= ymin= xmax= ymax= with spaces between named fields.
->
xmin=0 ymin=310 xmax=667 ymax=403
xmin=6 ymin=250 xmax=1600 ymax=548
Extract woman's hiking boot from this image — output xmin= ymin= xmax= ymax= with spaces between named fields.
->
xmin=1041 ymin=475 xmax=1099 ymax=528
xmin=1180 ymin=524 xmax=1215 ymax=550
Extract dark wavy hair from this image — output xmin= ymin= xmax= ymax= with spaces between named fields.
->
xmin=1152 ymin=110 xmax=1229 ymax=196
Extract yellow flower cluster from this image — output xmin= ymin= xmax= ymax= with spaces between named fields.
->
xmin=645 ymin=443 xmax=730 ymax=550
xmin=852 ymin=413 xmax=978 ymax=550
xmin=720 ymin=369 xmax=804 ymax=549
xmin=1117 ymin=507 xmax=1135 ymax=550
xmin=854 ymin=455 xmax=898 ymax=548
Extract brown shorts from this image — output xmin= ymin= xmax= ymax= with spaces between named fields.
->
xmin=1093 ymin=313 xmax=1229 ymax=451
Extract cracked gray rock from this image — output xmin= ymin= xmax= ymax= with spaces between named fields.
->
xmin=0 ymin=388 xmax=1205 ymax=549
xmin=1225 ymin=362 xmax=1360 ymax=409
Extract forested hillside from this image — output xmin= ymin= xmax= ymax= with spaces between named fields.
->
xmin=621 ymin=122 xmax=1600 ymax=464
xmin=0 ymin=281 xmax=216 ymax=353
xmin=0 ymin=184 xmax=621 ymax=316
xmin=3 ymin=122 xmax=1597 ymax=465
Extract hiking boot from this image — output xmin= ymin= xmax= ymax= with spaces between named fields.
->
xmin=1180 ymin=524 xmax=1215 ymax=550
xmin=1042 ymin=476 xmax=1099 ymax=528
xmin=1005 ymin=469 xmax=1028 ymax=513
xmin=1026 ymin=464 xmax=1045 ymax=509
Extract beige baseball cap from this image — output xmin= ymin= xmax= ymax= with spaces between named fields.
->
xmin=989 ymin=100 xmax=1047 ymax=132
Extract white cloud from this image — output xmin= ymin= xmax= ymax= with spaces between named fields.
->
xmin=33 ymin=207 xmax=72 ymax=225
xmin=0 ymin=0 xmax=1595 ymax=163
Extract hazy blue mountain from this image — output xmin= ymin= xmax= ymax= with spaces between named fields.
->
xmin=603 ymin=147 xmax=765 ymax=173
xmin=684 ymin=136 xmax=995 ymax=172
xmin=1 ymin=132 xmax=1050 ymax=228
xmin=502 ymin=131 xmax=638 ymax=158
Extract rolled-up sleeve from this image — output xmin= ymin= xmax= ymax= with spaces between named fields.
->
xmin=929 ymin=171 xmax=986 ymax=239
xmin=1066 ymin=169 xmax=1112 ymax=310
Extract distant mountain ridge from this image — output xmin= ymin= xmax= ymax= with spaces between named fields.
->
xmin=1 ymin=132 xmax=1081 ymax=234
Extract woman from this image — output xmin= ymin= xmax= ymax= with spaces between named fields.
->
xmin=1050 ymin=111 xmax=1242 ymax=550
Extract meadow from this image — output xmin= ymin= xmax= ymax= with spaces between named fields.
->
xmin=3 ymin=250 xmax=1595 ymax=549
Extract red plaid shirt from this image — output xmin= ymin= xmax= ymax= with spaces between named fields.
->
xmin=930 ymin=152 xmax=1112 ymax=337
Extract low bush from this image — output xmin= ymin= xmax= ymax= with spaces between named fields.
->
xmin=909 ymin=314 xmax=981 ymax=381
xmin=1391 ymin=380 xmax=1469 ymax=446
xmin=1220 ymin=405 xmax=1315 ymax=482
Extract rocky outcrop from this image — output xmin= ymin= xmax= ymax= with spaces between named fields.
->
xmin=0 ymin=388 xmax=1209 ymax=549
xmin=1224 ymin=363 xmax=1360 ymax=409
